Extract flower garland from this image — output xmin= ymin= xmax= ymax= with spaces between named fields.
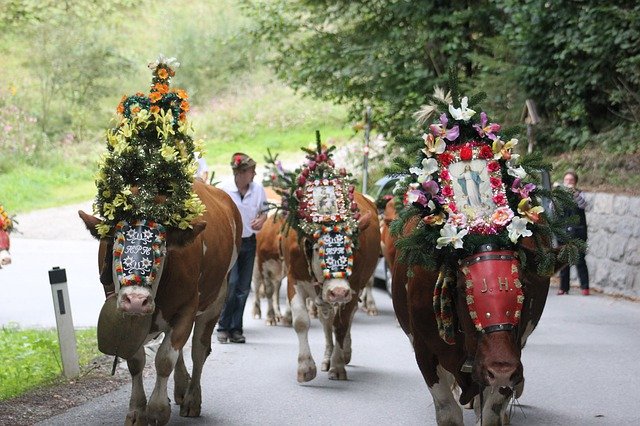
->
xmin=93 ymin=55 xmax=205 ymax=237
xmin=0 ymin=204 xmax=16 ymax=232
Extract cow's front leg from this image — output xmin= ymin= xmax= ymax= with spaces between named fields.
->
xmin=328 ymin=300 xmax=357 ymax=380
xmin=316 ymin=300 xmax=334 ymax=372
xmin=252 ymin=261 xmax=263 ymax=319
xmin=180 ymin=301 xmax=222 ymax=418
xmin=173 ymin=349 xmax=190 ymax=406
xmin=147 ymin=331 xmax=179 ymax=425
xmin=125 ymin=345 xmax=148 ymax=426
xmin=475 ymin=386 xmax=511 ymax=426
xmin=292 ymin=284 xmax=316 ymax=382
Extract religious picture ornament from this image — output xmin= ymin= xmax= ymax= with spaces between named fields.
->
xmin=92 ymin=55 xmax=205 ymax=237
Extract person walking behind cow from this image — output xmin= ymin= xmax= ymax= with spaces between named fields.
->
xmin=557 ymin=170 xmax=590 ymax=295
xmin=218 ymin=153 xmax=268 ymax=343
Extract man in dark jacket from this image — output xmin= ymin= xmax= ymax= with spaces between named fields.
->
xmin=557 ymin=171 xmax=590 ymax=295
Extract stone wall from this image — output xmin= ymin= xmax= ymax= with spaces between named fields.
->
xmin=579 ymin=192 xmax=640 ymax=299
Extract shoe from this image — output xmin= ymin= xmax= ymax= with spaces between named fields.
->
xmin=229 ymin=331 xmax=246 ymax=344
xmin=217 ymin=331 xmax=229 ymax=343
xmin=581 ymin=289 xmax=590 ymax=296
xmin=556 ymin=290 xmax=568 ymax=295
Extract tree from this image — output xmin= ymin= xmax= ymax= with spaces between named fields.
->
xmin=243 ymin=0 xmax=502 ymax=134
xmin=497 ymin=0 xmax=640 ymax=147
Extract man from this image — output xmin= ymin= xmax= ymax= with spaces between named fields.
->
xmin=217 ymin=153 xmax=268 ymax=343
xmin=557 ymin=170 xmax=590 ymax=296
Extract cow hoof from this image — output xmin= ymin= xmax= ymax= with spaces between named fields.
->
xmin=125 ymin=409 xmax=148 ymax=426
xmin=297 ymin=359 xmax=317 ymax=382
xmin=179 ymin=401 xmax=201 ymax=418
xmin=265 ymin=316 xmax=277 ymax=326
xmin=328 ymin=367 xmax=347 ymax=380
xmin=281 ymin=315 xmax=292 ymax=327
xmin=321 ymin=358 xmax=330 ymax=372
xmin=367 ymin=306 xmax=378 ymax=316
xmin=146 ymin=401 xmax=171 ymax=426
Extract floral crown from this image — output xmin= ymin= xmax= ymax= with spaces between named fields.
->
xmin=92 ymin=55 xmax=205 ymax=237
xmin=389 ymin=79 xmax=584 ymax=275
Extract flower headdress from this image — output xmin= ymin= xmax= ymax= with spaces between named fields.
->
xmin=388 ymin=73 xmax=584 ymax=275
xmin=93 ymin=55 xmax=205 ymax=237
xmin=0 ymin=204 xmax=16 ymax=232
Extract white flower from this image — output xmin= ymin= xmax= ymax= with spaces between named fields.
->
xmin=148 ymin=54 xmax=180 ymax=70
xmin=506 ymin=216 xmax=532 ymax=243
xmin=410 ymin=158 xmax=439 ymax=183
xmin=448 ymin=96 xmax=476 ymax=121
xmin=507 ymin=165 xmax=528 ymax=179
xmin=436 ymin=223 xmax=468 ymax=249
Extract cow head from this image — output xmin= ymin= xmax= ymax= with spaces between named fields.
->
xmin=0 ymin=229 xmax=10 ymax=268
xmin=454 ymin=247 xmax=525 ymax=391
xmin=79 ymin=210 xmax=205 ymax=316
xmin=308 ymin=211 xmax=372 ymax=305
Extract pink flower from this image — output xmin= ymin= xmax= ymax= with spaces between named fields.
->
xmin=473 ymin=112 xmax=501 ymax=140
xmin=490 ymin=176 xmax=502 ymax=189
xmin=487 ymin=161 xmax=501 ymax=172
xmin=492 ymin=193 xmax=507 ymax=205
xmin=441 ymin=185 xmax=453 ymax=197
xmin=448 ymin=213 xmax=467 ymax=228
xmin=491 ymin=206 xmax=514 ymax=226
xmin=430 ymin=113 xmax=460 ymax=142
xmin=439 ymin=169 xmax=451 ymax=181
xmin=511 ymin=178 xmax=536 ymax=199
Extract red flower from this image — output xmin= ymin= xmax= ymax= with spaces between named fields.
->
xmin=441 ymin=185 xmax=453 ymax=197
xmin=460 ymin=145 xmax=473 ymax=161
xmin=448 ymin=202 xmax=458 ymax=213
xmin=492 ymin=193 xmax=507 ymax=205
xmin=490 ymin=176 xmax=503 ymax=189
xmin=487 ymin=161 xmax=501 ymax=172
xmin=234 ymin=155 xmax=242 ymax=166
xmin=478 ymin=145 xmax=493 ymax=159
xmin=439 ymin=169 xmax=451 ymax=181
xmin=438 ymin=152 xmax=454 ymax=167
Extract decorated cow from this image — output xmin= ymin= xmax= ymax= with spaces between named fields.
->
xmin=388 ymin=84 xmax=584 ymax=424
xmin=279 ymin=133 xmax=380 ymax=382
xmin=0 ymin=204 xmax=15 ymax=268
xmin=79 ymin=56 xmax=242 ymax=425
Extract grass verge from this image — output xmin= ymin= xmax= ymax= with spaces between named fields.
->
xmin=0 ymin=324 xmax=101 ymax=401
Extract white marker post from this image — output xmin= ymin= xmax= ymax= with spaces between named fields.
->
xmin=48 ymin=266 xmax=80 ymax=378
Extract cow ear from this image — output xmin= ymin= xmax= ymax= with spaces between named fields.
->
xmin=357 ymin=211 xmax=372 ymax=231
xmin=79 ymin=210 xmax=106 ymax=239
xmin=166 ymin=221 xmax=207 ymax=248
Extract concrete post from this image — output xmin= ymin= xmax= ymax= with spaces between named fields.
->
xmin=48 ymin=266 xmax=80 ymax=378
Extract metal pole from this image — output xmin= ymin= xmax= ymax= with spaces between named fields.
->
xmin=362 ymin=106 xmax=372 ymax=195
xmin=48 ymin=266 xmax=80 ymax=378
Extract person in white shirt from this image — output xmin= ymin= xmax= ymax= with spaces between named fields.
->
xmin=194 ymin=152 xmax=209 ymax=183
xmin=217 ymin=153 xmax=268 ymax=343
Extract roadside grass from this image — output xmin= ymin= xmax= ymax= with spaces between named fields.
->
xmin=0 ymin=325 xmax=100 ymax=400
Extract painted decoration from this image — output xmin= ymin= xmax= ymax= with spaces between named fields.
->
xmin=113 ymin=220 xmax=166 ymax=287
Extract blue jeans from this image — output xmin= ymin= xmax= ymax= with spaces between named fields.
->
xmin=218 ymin=236 xmax=256 ymax=333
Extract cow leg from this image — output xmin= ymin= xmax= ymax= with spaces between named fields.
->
xmin=361 ymin=277 xmax=378 ymax=316
xmin=307 ymin=297 xmax=318 ymax=319
xmin=263 ymin=260 xmax=281 ymax=326
xmin=179 ymin=304 xmax=217 ymax=417
xmin=316 ymin=301 xmax=334 ymax=372
xmin=474 ymin=387 xmax=511 ymax=426
xmin=281 ymin=296 xmax=293 ymax=327
xmin=272 ymin=274 xmax=284 ymax=324
xmin=146 ymin=331 xmax=179 ymax=425
xmin=291 ymin=284 xmax=316 ymax=382
xmin=125 ymin=345 xmax=148 ymax=426
xmin=425 ymin=365 xmax=464 ymax=426
xmin=252 ymin=259 xmax=263 ymax=320
xmin=328 ymin=299 xmax=357 ymax=380
xmin=173 ymin=349 xmax=190 ymax=406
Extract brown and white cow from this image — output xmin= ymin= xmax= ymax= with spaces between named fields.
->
xmin=0 ymin=228 xmax=11 ymax=268
xmin=80 ymin=179 xmax=241 ymax=425
xmin=392 ymin=221 xmax=554 ymax=425
xmin=252 ymin=212 xmax=286 ymax=326
xmin=283 ymin=192 xmax=380 ymax=382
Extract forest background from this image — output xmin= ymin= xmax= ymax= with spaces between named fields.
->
xmin=1 ymin=0 xmax=639 ymax=213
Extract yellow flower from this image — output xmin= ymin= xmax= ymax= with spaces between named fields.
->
xmin=96 ymin=223 xmax=112 ymax=238
xmin=160 ymin=144 xmax=178 ymax=161
xmin=517 ymin=198 xmax=544 ymax=223
xmin=157 ymin=68 xmax=168 ymax=79
xmin=103 ymin=203 xmax=116 ymax=220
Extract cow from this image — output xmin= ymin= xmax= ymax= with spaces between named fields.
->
xmin=252 ymin=212 xmax=286 ymax=325
xmin=0 ymin=228 xmax=10 ymax=268
xmin=283 ymin=192 xmax=380 ymax=382
xmin=391 ymin=218 xmax=554 ymax=425
xmin=79 ymin=179 xmax=242 ymax=425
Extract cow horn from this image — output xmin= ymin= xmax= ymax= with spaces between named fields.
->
xmin=357 ymin=211 xmax=372 ymax=231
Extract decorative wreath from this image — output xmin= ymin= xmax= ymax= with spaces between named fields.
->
xmin=93 ymin=55 xmax=205 ymax=237
xmin=389 ymin=73 xmax=585 ymax=276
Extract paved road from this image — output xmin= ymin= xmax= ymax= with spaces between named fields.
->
xmin=2 ymin=203 xmax=640 ymax=425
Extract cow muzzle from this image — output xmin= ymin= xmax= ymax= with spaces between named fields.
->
xmin=0 ymin=250 xmax=11 ymax=267
xmin=474 ymin=331 xmax=523 ymax=388
xmin=322 ymin=279 xmax=353 ymax=304
xmin=117 ymin=286 xmax=155 ymax=315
